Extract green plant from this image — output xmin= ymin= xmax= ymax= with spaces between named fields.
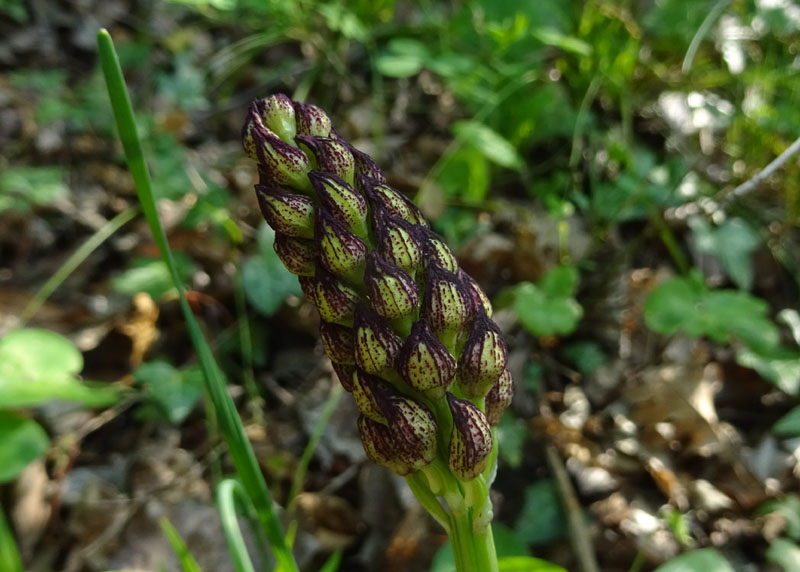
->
xmin=241 ymin=94 xmax=523 ymax=572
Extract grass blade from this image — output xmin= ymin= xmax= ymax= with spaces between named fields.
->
xmin=160 ymin=518 xmax=203 ymax=572
xmin=0 ymin=505 xmax=22 ymax=572
xmin=96 ymin=28 xmax=299 ymax=572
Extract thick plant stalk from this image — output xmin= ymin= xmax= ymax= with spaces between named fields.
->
xmin=243 ymin=95 xmax=514 ymax=571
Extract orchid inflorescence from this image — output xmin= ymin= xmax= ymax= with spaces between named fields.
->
xmin=243 ymin=95 xmax=513 ymax=541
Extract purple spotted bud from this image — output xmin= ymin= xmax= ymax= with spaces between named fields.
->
xmin=296 ymin=136 xmax=355 ymax=184
xmin=273 ymin=234 xmax=315 ymax=276
xmin=350 ymin=147 xmax=386 ymax=183
xmin=372 ymin=208 xmax=422 ymax=274
xmin=353 ymin=305 xmax=403 ymax=376
xmin=352 ymin=369 xmax=390 ymax=423
xmin=242 ymin=102 xmax=310 ymax=190
xmin=312 ymin=268 xmax=360 ymax=325
xmin=359 ymin=176 xmax=411 ymax=219
xmin=260 ymin=94 xmax=297 ymax=142
xmin=458 ymin=269 xmax=493 ymax=318
xmin=255 ymin=185 xmax=315 ymax=239
xmin=332 ymin=362 xmax=356 ymax=392
xmin=294 ymin=101 xmax=332 ymax=137
xmin=421 ymin=263 xmax=471 ymax=338
xmin=378 ymin=394 xmax=438 ymax=472
xmin=319 ymin=321 xmax=355 ymax=365
xmin=458 ymin=311 xmax=508 ymax=398
xmin=485 ymin=368 xmax=513 ymax=426
xmin=309 ymin=171 xmax=368 ymax=238
xmin=358 ymin=415 xmax=414 ymax=475
xmin=447 ymin=393 xmax=493 ymax=481
xmin=315 ymin=209 xmax=367 ymax=282
xmin=364 ymin=252 xmax=419 ymax=320
xmin=420 ymin=228 xmax=458 ymax=273
xmin=397 ymin=320 xmax=456 ymax=398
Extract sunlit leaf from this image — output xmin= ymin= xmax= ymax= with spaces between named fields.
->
xmin=0 ymin=412 xmax=49 ymax=483
xmin=653 ymin=548 xmax=734 ymax=572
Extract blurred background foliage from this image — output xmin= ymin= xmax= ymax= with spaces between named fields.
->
xmin=1 ymin=0 xmax=800 ymax=570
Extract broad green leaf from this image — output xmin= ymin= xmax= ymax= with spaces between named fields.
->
xmin=737 ymin=346 xmax=800 ymax=396
xmin=689 ymin=217 xmax=760 ymax=290
xmin=437 ymin=147 xmax=490 ymax=203
xmin=452 ymin=121 xmax=524 ymax=170
xmin=0 ymin=166 xmax=69 ymax=213
xmin=560 ymin=341 xmax=606 ymax=376
xmin=0 ymin=329 xmax=117 ymax=408
xmin=242 ymin=224 xmax=302 ymax=316
xmin=496 ymin=415 xmax=527 ymax=469
xmin=134 ymin=361 xmax=206 ymax=425
xmin=767 ymin=538 xmax=800 ymax=572
xmin=773 ymin=405 xmax=800 ymax=437
xmin=111 ymin=254 xmax=197 ymax=300
xmin=514 ymin=480 xmax=568 ymax=546
xmin=645 ymin=273 xmax=780 ymax=353
xmin=0 ymin=412 xmax=49 ymax=483
xmin=514 ymin=266 xmax=583 ymax=337
xmin=498 ymin=557 xmax=566 ymax=572
xmin=0 ymin=504 xmax=23 ymax=572
xmin=653 ymin=548 xmax=734 ymax=572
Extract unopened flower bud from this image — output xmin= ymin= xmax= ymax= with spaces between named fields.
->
xmin=458 ymin=269 xmax=493 ymax=318
xmin=273 ymin=234 xmax=315 ymax=276
xmin=358 ymin=415 xmax=413 ymax=475
xmin=421 ymin=263 xmax=471 ymax=338
xmin=485 ymin=368 xmax=513 ymax=426
xmin=458 ymin=311 xmax=507 ymax=398
xmin=315 ymin=209 xmax=367 ymax=282
xmin=255 ymin=185 xmax=315 ymax=239
xmin=309 ymin=171 xmax=368 ymax=238
xmin=360 ymin=176 xmax=411 ymax=219
xmin=350 ymin=146 xmax=386 ymax=183
xmin=243 ymin=103 xmax=310 ymax=190
xmin=296 ymin=136 xmax=355 ymax=184
xmin=364 ymin=252 xmax=419 ymax=320
xmin=379 ymin=394 xmax=438 ymax=472
xmin=294 ymin=101 xmax=332 ymax=137
xmin=313 ymin=268 xmax=360 ymax=325
xmin=420 ymin=228 xmax=458 ymax=273
xmin=353 ymin=305 xmax=403 ymax=376
xmin=260 ymin=94 xmax=297 ymax=142
xmin=319 ymin=321 xmax=355 ymax=365
xmin=332 ymin=362 xmax=356 ymax=392
xmin=373 ymin=208 xmax=422 ymax=273
xmin=397 ymin=320 xmax=456 ymax=397
xmin=352 ymin=369 xmax=390 ymax=423
xmin=447 ymin=393 xmax=493 ymax=481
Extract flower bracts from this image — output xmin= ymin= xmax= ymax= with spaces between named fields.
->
xmin=243 ymin=95 xmax=513 ymax=483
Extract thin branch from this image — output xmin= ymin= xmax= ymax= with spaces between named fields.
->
xmin=722 ymin=134 xmax=800 ymax=207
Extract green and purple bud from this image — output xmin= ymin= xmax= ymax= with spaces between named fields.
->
xmin=297 ymin=136 xmax=355 ymax=184
xmin=255 ymin=185 xmax=315 ymax=239
xmin=315 ymin=209 xmax=367 ymax=282
xmin=421 ymin=263 xmax=471 ymax=339
xmin=457 ymin=311 xmax=508 ymax=399
xmin=332 ymin=362 xmax=356 ymax=392
xmin=311 ymin=268 xmax=360 ymax=325
xmin=352 ymin=369 xmax=391 ymax=423
xmin=485 ymin=367 xmax=513 ymax=426
xmin=309 ymin=171 xmax=368 ymax=238
xmin=319 ymin=321 xmax=356 ymax=365
xmin=294 ymin=101 xmax=332 ymax=137
xmin=273 ymin=234 xmax=316 ymax=276
xmin=420 ymin=228 xmax=458 ymax=274
xmin=353 ymin=305 xmax=403 ymax=376
xmin=358 ymin=415 xmax=414 ymax=475
xmin=458 ymin=269 xmax=493 ymax=318
xmin=360 ymin=176 xmax=412 ymax=220
xmin=349 ymin=147 xmax=386 ymax=183
xmin=243 ymin=103 xmax=310 ymax=190
xmin=260 ymin=94 xmax=297 ymax=142
xmin=379 ymin=394 xmax=438 ymax=472
xmin=372 ymin=208 xmax=422 ymax=274
xmin=396 ymin=320 xmax=456 ymax=398
xmin=447 ymin=393 xmax=493 ymax=481
xmin=364 ymin=252 xmax=419 ymax=320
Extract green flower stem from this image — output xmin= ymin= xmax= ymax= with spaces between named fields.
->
xmin=448 ymin=505 xmax=498 ymax=572
xmin=406 ymin=472 xmax=450 ymax=532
